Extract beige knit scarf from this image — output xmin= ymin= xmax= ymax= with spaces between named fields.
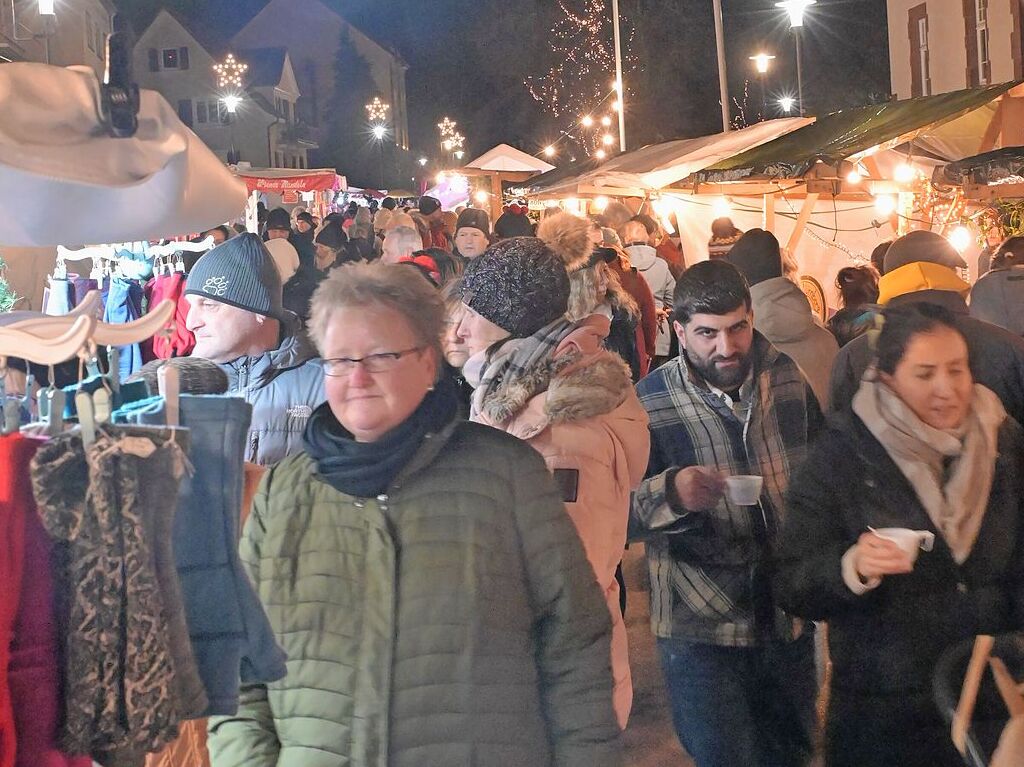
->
xmin=852 ymin=375 xmax=1006 ymax=564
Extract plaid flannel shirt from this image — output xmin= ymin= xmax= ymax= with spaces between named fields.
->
xmin=630 ymin=333 xmax=822 ymax=647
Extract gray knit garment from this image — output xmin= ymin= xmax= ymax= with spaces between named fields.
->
xmin=184 ymin=233 xmax=285 ymax=320
xmin=461 ymin=236 xmax=570 ymax=338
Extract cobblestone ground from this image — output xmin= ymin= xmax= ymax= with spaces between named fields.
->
xmin=621 ymin=544 xmax=694 ymax=767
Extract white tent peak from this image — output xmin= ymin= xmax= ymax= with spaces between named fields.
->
xmin=464 ymin=144 xmax=555 ymax=174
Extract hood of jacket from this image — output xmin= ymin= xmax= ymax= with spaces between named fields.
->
xmin=750 ymin=277 xmax=821 ymax=344
xmin=222 ymin=324 xmax=320 ymax=392
xmin=478 ymin=315 xmax=636 ymax=435
xmin=624 ymin=243 xmax=659 ymax=270
xmin=878 ymin=262 xmax=970 ymax=305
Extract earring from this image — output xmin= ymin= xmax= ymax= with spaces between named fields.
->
xmin=427 ymin=385 xmax=435 ymax=392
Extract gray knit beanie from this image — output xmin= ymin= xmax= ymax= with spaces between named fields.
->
xmin=184 ymin=233 xmax=286 ymax=320
xmin=461 ymin=236 xmax=570 ymax=338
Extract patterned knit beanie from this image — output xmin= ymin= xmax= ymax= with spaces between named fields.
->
xmin=184 ymin=233 xmax=285 ymax=320
xmin=461 ymin=236 xmax=570 ymax=338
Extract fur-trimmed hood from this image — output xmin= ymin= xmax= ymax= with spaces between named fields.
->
xmin=476 ymin=315 xmax=637 ymax=438
xmin=536 ymin=211 xmax=593 ymax=273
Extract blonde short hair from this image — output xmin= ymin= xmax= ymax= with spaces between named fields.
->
xmin=308 ymin=262 xmax=445 ymax=363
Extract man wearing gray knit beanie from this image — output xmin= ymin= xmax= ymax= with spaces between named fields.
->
xmin=185 ymin=233 xmax=325 ymax=465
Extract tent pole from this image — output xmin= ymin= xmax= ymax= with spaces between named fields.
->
xmin=712 ymin=0 xmax=731 ymax=132
xmin=490 ymin=173 xmax=503 ymax=223
xmin=763 ymin=193 xmax=776 ymax=232
xmin=787 ymin=192 xmax=819 ymax=253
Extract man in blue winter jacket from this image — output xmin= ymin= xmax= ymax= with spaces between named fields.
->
xmin=185 ymin=232 xmax=325 ymax=465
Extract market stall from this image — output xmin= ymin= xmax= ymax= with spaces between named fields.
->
xmin=453 ymin=143 xmax=555 ymax=221
xmin=233 ymin=167 xmax=344 ymax=232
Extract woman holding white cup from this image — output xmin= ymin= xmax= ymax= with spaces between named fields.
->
xmin=775 ymin=303 xmax=1024 ymax=767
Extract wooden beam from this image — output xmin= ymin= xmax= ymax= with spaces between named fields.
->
xmin=787 ymin=192 xmax=819 ymax=252
xmin=763 ymin=193 xmax=776 ymax=232
xmin=489 ymin=173 xmax=503 ymax=223
xmin=979 ymin=98 xmax=1006 ymax=153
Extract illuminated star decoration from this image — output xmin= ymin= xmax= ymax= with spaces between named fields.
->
xmin=213 ymin=53 xmax=248 ymax=89
xmin=366 ymin=97 xmax=390 ymax=123
xmin=438 ymin=117 xmax=465 ymax=153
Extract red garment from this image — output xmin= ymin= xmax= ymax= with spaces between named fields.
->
xmin=428 ymin=221 xmax=451 ymax=252
xmin=0 ymin=435 xmax=89 ymax=767
xmin=657 ymin=237 xmax=686 ymax=281
xmin=145 ymin=273 xmax=196 ymax=360
xmin=612 ymin=259 xmax=657 ymax=377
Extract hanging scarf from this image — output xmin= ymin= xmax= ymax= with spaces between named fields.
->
xmin=302 ymin=377 xmax=458 ymax=498
xmin=464 ymin=317 xmax=576 ymax=422
xmin=852 ymin=373 xmax=1006 ymax=563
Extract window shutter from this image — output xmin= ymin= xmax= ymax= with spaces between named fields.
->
xmin=179 ymin=47 xmax=190 ymax=70
xmin=908 ymin=7 xmax=923 ymax=97
xmin=196 ymin=101 xmax=208 ymax=124
xmin=148 ymin=48 xmax=159 ymax=72
xmin=964 ymin=0 xmax=980 ymax=86
xmin=177 ymin=99 xmax=193 ymax=128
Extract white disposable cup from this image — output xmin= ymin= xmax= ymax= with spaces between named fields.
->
xmin=724 ymin=475 xmax=763 ymax=506
xmin=871 ymin=527 xmax=936 ymax=564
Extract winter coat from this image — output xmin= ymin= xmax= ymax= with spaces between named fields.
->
xmin=611 ymin=260 xmax=657 ymax=376
xmin=624 ymin=244 xmax=675 ymax=357
xmin=750 ymin=277 xmax=838 ymax=408
xmin=473 ymin=315 xmax=651 ymax=727
xmin=827 ymin=304 xmax=880 ymax=348
xmin=206 ymin=417 xmax=624 ymax=767
xmin=970 ymin=266 xmax=1024 ymax=335
xmin=281 ymin=263 xmax=326 ymax=322
xmin=656 ymin=237 xmax=686 ymax=280
xmin=219 ymin=327 xmax=326 ymax=465
xmin=829 ymin=290 xmax=1024 ymax=428
xmin=774 ymin=412 xmax=1024 ymax=767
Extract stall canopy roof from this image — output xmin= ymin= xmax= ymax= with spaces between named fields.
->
xmin=937 ymin=145 xmax=1024 ymax=185
xmin=697 ymin=82 xmax=1017 ymax=184
xmin=464 ymin=144 xmax=555 ymax=174
xmin=526 ymin=118 xmax=812 ymax=199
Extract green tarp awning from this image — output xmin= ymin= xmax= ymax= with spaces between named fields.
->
xmin=696 ymin=83 xmax=1016 ymax=184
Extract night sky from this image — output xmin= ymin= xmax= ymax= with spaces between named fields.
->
xmin=120 ymin=0 xmax=890 ymax=163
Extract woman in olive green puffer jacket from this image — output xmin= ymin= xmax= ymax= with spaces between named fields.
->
xmin=207 ymin=262 xmax=622 ymax=767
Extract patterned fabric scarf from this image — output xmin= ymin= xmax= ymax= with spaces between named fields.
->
xmin=853 ymin=375 xmax=1006 ymax=564
xmin=464 ymin=317 xmax=576 ymax=422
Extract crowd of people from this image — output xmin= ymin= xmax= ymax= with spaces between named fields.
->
xmin=176 ymin=193 xmax=1024 ymax=767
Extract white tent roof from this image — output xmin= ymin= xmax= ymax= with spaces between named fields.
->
xmin=0 ymin=63 xmax=247 ymax=246
xmin=464 ymin=143 xmax=555 ymax=174
xmin=529 ymin=118 xmax=814 ymax=199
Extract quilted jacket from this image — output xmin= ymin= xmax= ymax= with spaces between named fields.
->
xmin=206 ymin=417 xmax=622 ymax=767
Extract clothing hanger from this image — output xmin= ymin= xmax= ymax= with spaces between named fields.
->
xmin=0 ymin=316 xmax=95 ymax=365
xmin=147 ymin=236 xmax=214 ymax=258
xmin=9 ymin=298 xmax=175 ymax=346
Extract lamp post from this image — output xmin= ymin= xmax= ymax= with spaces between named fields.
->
xmin=611 ymin=0 xmax=626 ymax=150
xmin=749 ymin=53 xmax=776 ymax=121
xmin=221 ymin=95 xmax=243 ymax=165
xmin=712 ymin=0 xmax=731 ymax=132
xmin=372 ymin=124 xmax=387 ymax=189
xmin=776 ymin=0 xmax=815 ymax=116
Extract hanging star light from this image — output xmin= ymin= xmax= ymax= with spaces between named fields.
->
xmin=366 ymin=97 xmax=390 ymax=123
xmin=438 ymin=116 xmax=458 ymax=139
xmin=213 ymin=53 xmax=248 ymax=89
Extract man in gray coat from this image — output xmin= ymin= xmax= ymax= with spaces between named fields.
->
xmin=185 ymin=233 xmax=325 ymax=465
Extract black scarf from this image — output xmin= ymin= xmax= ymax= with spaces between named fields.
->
xmin=302 ymin=377 xmax=459 ymax=498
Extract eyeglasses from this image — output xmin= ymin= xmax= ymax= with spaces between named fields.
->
xmin=323 ymin=347 xmax=425 ymax=377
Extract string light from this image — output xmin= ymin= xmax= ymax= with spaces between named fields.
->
xmin=949 ymin=225 xmax=973 ymax=252
xmin=602 ymin=134 xmax=615 ymax=146
xmin=595 ymin=149 xmax=607 ymax=159
xmin=581 ymin=115 xmax=594 ymax=128
xmin=213 ymin=53 xmax=248 ymax=89
xmin=365 ymin=97 xmax=390 ymax=123
xmin=543 ymin=145 xmax=556 ymax=157
xmin=474 ymin=190 xmax=489 ymax=204
xmin=874 ymin=194 xmax=897 ymax=216
xmin=593 ymin=196 xmax=609 ymax=211
xmin=894 ymin=164 xmax=916 ymax=184
xmin=846 ymin=170 xmax=863 ymax=184
xmin=600 ymin=115 xmax=612 ymax=127
xmin=713 ymin=197 xmax=733 ymax=218
xmin=612 ymin=100 xmax=622 ymax=111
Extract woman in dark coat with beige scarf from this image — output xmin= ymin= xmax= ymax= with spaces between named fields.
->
xmin=775 ymin=303 xmax=1024 ymax=767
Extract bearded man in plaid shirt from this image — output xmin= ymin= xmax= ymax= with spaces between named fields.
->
xmin=630 ymin=259 xmax=823 ymax=767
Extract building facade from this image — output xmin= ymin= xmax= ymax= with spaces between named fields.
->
xmin=1 ymin=0 xmax=114 ymax=77
xmin=133 ymin=10 xmax=315 ymax=170
xmin=231 ymin=0 xmax=410 ymax=153
xmin=888 ymin=0 xmax=1024 ymax=98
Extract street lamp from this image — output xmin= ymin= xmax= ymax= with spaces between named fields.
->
xmin=779 ymin=96 xmax=796 ymax=114
xmin=777 ymin=0 xmax=815 ymax=116
xmin=749 ymin=53 xmax=776 ymax=120
xmin=220 ymin=94 xmax=243 ymax=164
xmin=37 ymin=0 xmax=55 ymax=15
xmin=222 ymin=95 xmax=242 ymax=114
xmin=371 ymin=124 xmax=388 ymax=189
